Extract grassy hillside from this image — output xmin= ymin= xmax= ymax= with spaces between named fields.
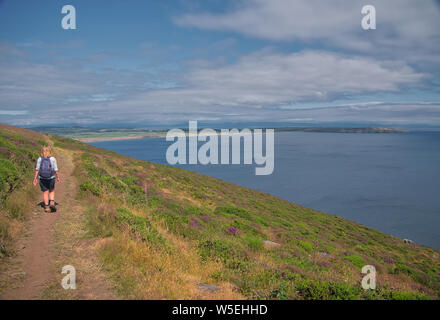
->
xmin=1 ymin=123 xmax=439 ymax=299
xmin=0 ymin=125 xmax=45 ymax=257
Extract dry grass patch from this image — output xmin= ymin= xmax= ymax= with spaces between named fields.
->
xmin=100 ymin=230 xmax=243 ymax=300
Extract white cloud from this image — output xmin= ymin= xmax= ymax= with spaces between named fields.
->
xmin=125 ymin=50 xmax=427 ymax=109
xmin=175 ymin=0 xmax=440 ymax=61
xmin=0 ymin=61 xmax=101 ymax=107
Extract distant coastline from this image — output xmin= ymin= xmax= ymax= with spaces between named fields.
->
xmin=32 ymin=126 xmax=410 ymax=143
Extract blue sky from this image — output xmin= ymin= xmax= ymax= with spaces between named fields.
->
xmin=1 ymin=0 xmax=440 ymax=127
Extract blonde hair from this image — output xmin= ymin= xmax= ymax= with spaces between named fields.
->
xmin=41 ymin=146 xmax=53 ymax=158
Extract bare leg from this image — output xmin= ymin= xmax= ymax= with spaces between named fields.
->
xmin=49 ymin=190 xmax=55 ymax=202
xmin=49 ymin=190 xmax=57 ymax=212
xmin=43 ymin=191 xmax=49 ymax=206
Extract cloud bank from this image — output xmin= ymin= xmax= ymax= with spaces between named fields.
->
xmin=175 ymin=0 xmax=440 ymax=59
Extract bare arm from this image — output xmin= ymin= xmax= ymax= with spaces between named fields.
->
xmin=53 ymin=157 xmax=60 ymax=183
xmin=34 ymin=157 xmax=41 ymax=185
xmin=33 ymin=170 xmax=38 ymax=186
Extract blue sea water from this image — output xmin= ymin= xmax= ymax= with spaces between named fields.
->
xmin=90 ymin=131 xmax=440 ymax=249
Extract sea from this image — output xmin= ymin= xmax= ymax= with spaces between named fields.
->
xmin=90 ymin=131 xmax=440 ymax=249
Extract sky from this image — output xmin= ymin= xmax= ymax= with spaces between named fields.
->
xmin=1 ymin=0 xmax=440 ymax=128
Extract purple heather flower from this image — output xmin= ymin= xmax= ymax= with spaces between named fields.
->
xmin=227 ymin=226 xmax=241 ymax=236
xmin=189 ymin=217 xmax=202 ymax=229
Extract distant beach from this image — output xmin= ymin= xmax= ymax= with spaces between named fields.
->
xmin=78 ymin=135 xmax=152 ymax=143
xmin=77 ymin=131 xmax=247 ymax=143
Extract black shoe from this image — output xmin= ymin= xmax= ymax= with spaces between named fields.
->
xmin=49 ymin=200 xmax=57 ymax=212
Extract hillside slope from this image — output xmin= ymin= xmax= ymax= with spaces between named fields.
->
xmin=0 ymin=123 xmax=439 ymax=299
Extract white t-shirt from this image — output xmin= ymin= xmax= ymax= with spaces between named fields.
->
xmin=36 ymin=156 xmax=58 ymax=179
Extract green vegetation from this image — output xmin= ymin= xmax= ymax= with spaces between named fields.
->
xmin=1 ymin=123 xmax=439 ymax=300
xmin=0 ymin=125 xmax=44 ymax=257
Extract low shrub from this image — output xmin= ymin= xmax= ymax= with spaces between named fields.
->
xmin=296 ymin=280 xmax=361 ymax=300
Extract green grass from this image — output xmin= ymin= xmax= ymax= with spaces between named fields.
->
xmin=344 ymin=254 xmax=367 ymax=269
xmin=116 ymin=208 xmax=164 ymax=245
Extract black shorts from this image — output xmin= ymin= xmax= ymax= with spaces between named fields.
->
xmin=39 ymin=178 xmax=55 ymax=192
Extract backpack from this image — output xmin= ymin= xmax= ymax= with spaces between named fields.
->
xmin=39 ymin=157 xmax=55 ymax=179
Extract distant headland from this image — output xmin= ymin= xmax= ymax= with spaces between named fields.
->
xmin=274 ymin=127 xmax=409 ymax=134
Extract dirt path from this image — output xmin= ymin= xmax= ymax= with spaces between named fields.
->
xmin=0 ymin=148 xmax=116 ymax=300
